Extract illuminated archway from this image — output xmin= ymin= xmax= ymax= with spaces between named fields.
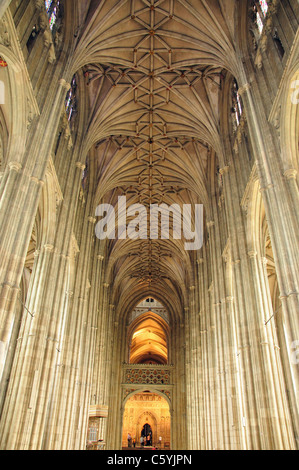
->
xmin=122 ymin=391 xmax=171 ymax=449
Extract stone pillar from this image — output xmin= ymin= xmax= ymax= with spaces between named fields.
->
xmin=56 ymin=190 xmax=97 ymax=450
xmin=0 ymin=78 xmax=72 ymax=379
xmin=188 ymin=284 xmax=201 ymax=450
xmin=184 ymin=305 xmax=192 ymax=448
xmin=247 ymin=250 xmax=295 ymax=449
xmin=238 ymin=80 xmax=299 ymax=445
xmin=0 ymin=153 xmax=85 ymax=450
xmin=106 ymin=313 xmax=126 ymax=451
xmin=197 ymin=256 xmax=209 ymax=450
xmin=94 ymin=283 xmax=114 ymax=447
xmin=220 ymin=163 xmax=262 ymax=450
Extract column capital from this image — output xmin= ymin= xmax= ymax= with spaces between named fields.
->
xmin=284 ymin=169 xmax=297 ymax=180
xmin=219 ymin=166 xmax=230 ymax=176
xmin=259 ymin=183 xmax=275 ymax=193
xmin=44 ymin=244 xmax=55 ymax=253
xmin=8 ymin=161 xmax=22 ymax=172
xmin=76 ymin=162 xmax=86 ymax=171
xmin=248 ymin=251 xmax=257 ymax=259
xmin=59 ymin=78 xmax=71 ymax=91
xmin=238 ymin=83 xmax=251 ymax=96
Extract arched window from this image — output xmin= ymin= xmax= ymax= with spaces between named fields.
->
xmin=231 ymin=80 xmax=244 ymax=131
xmin=251 ymin=0 xmax=269 ymax=34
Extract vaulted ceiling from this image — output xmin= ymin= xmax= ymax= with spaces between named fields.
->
xmin=129 ymin=313 xmax=169 ymax=364
xmin=72 ymin=0 xmax=240 ymax=320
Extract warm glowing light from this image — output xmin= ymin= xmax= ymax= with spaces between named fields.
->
xmin=130 ymin=314 xmax=168 ymax=364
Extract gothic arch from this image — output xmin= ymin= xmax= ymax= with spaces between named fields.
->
xmin=137 ymin=410 xmax=158 ymax=443
xmin=122 ymin=388 xmax=172 ymax=410
xmin=127 ymin=310 xmax=170 ymax=364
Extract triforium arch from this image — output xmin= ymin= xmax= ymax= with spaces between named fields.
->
xmin=0 ymin=0 xmax=298 ymax=452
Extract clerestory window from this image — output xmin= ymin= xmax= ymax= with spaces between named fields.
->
xmin=252 ymin=0 xmax=269 ymax=34
xmin=65 ymin=76 xmax=77 ymax=123
xmin=231 ymin=80 xmax=244 ymax=131
xmin=44 ymin=0 xmax=61 ymax=31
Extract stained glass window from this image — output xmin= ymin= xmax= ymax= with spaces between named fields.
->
xmin=65 ymin=76 xmax=77 ymax=122
xmin=0 ymin=57 xmax=8 ymax=68
xmin=232 ymin=80 xmax=243 ymax=130
xmin=44 ymin=1 xmax=60 ymax=31
xmin=259 ymin=0 xmax=268 ymax=17
xmin=253 ymin=0 xmax=268 ymax=34
xmin=256 ymin=11 xmax=264 ymax=34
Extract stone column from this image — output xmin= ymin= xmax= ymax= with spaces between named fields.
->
xmin=238 ymin=80 xmax=299 ymax=445
xmin=93 ymin=283 xmax=114 ymax=447
xmin=197 ymin=256 xmax=209 ymax=450
xmin=221 ymin=158 xmax=296 ymax=449
xmin=72 ymin=218 xmax=100 ymax=451
xmin=106 ymin=312 xmax=126 ymax=451
xmin=184 ymin=305 xmax=192 ymax=448
xmin=80 ymin=254 xmax=105 ymax=450
xmin=164 ymin=312 xmax=186 ymax=451
xmin=220 ymin=163 xmax=261 ymax=450
xmin=247 ymin=250 xmax=295 ymax=449
xmin=0 ymin=153 xmax=85 ymax=450
xmin=57 ymin=195 xmax=96 ymax=449
xmin=90 ymin=257 xmax=106 ymax=405
xmin=0 ymin=242 xmax=57 ymax=450
xmin=0 ymin=78 xmax=72 ymax=379
xmin=205 ymin=220 xmax=223 ymax=450
xmin=188 ymin=284 xmax=201 ymax=450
